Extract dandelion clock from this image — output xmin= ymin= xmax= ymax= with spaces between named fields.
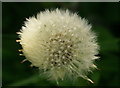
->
xmin=16 ymin=9 xmax=99 ymax=85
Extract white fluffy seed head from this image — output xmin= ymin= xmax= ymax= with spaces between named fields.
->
xmin=18 ymin=9 xmax=99 ymax=83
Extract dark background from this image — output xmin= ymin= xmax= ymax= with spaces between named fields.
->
xmin=2 ymin=2 xmax=120 ymax=86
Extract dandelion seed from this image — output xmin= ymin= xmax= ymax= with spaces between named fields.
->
xmin=19 ymin=54 xmax=24 ymax=56
xmin=18 ymin=49 xmax=23 ymax=52
xmin=20 ymin=59 xmax=27 ymax=63
xmin=17 ymin=9 xmax=99 ymax=84
xmin=16 ymin=40 xmax=21 ymax=42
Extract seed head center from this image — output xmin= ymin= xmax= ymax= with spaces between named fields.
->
xmin=47 ymin=34 xmax=73 ymax=67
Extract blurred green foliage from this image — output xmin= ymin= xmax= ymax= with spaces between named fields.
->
xmin=2 ymin=2 xmax=120 ymax=86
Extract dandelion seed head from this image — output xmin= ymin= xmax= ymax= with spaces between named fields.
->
xmin=18 ymin=9 xmax=99 ymax=83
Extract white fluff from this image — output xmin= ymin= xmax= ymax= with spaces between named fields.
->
xmin=18 ymin=9 xmax=99 ymax=84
